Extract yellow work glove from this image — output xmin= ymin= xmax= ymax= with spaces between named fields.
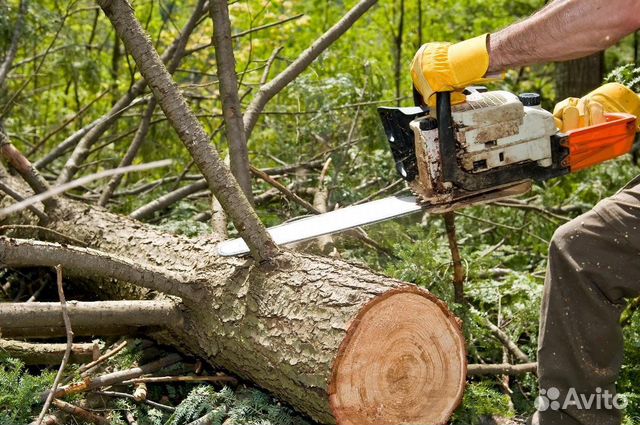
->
xmin=554 ymin=83 xmax=640 ymax=132
xmin=410 ymin=34 xmax=493 ymax=105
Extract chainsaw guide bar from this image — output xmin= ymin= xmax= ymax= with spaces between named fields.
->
xmin=216 ymin=182 xmax=529 ymax=257
xmin=217 ymin=196 xmax=422 ymax=256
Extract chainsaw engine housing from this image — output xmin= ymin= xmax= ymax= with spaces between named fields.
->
xmin=379 ymin=90 xmax=570 ymax=209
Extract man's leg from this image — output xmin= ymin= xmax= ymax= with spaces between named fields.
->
xmin=537 ymin=178 xmax=640 ymax=425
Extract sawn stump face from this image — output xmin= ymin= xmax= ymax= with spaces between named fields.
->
xmin=329 ymin=289 xmax=466 ymax=425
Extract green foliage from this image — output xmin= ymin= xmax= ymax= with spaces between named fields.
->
xmin=453 ymin=382 xmax=515 ymax=425
xmin=605 ymin=64 xmax=640 ymax=91
xmin=621 ymin=314 xmax=640 ymax=421
xmin=0 ymin=356 xmax=55 ymax=423
xmin=167 ymin=385 xmax=224 ymax=425
xmin=134 ymin=386 xmax=310 ymax=425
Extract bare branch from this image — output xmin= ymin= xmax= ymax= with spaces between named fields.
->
xmin=50 ymin=399 xmax=108 ymax=425
xmin=92 ymin=390 xmax=176 ymax=412
xmin=56 ymin=0 xmax=208 ymax=184
xmin=250 ymin=165 xmax=320 ymax=213
xmin=99 ymin=98 xmax=158 ymax=206
xmin=467 ymin=362 xmax=538 ymax=376
xmin=45 ymin=353 xmax=182 ymax=399
xmin=243 ymin=0 xmax=378 ymax=138
xmin=0 ymin=237 xmax=196 ymax=299
xmin=232 ymin=14 xmax=304 ymax=39
xmin=0 ymin=129 xmax=57 ymax=210
xmin=0 ymin=179 xmax=49 ymax=222
xmin=0 ymin=340 xmax=97 ymax=365
xmin=122 ymin=375 xmax=237 ymax=385
xmin=484 ymin=317 xmax=531 ymax=364
xmin=36 ymin=265 xmax=73 ymax=425
xmin=130 ymin=179 xmax=208 ymax=220
xmin=260 ymin=46 xmax=284 ymax=85
xmin=79 ymin=340 xmax=128 ymax=377
xmin=0 ymin=299 xmax=182 ymax=331
xmin=28 ymin=88 xmax=111 ymax=158
xmin=210 ymin=0 xmax=253 ymax=200
xmin=0 ymin=160 xmax=172 ymax=220
xmin=34 ymin=97 xmax=145 ymax=170
xmin=443 ymin=212 xmax=465 ymax=304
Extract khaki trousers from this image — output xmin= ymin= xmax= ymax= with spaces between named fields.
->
xmin=537 ymin=176 xmax=640 ymax=425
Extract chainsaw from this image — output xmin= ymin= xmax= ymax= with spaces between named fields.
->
xmin=218 ymin=87 xmax=636 ymax=256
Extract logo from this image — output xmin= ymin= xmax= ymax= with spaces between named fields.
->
xmin=535 ymin=387 xmax=628 ymax=412
xmin=534 ymin=387 xmax=561 ymax=411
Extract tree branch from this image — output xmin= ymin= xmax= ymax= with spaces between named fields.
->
xmin=130 ymin=179 xmax=208 ymax=220
xmin=0 ymin=299 xmax=182 ymax=331
xmin=483 ymin=316 xmax=531 ymax=364
xmin=467 ymin=362 xmax=537 ymax=376
xmin=50 ymin=399 xmax=108 ymax=425
xmin=242 ymin=0 xmax=378 ymax=138
xmin=0 ymin=160 xmax=171 ymax=220
xmin=0 ymin=179 xmax=49 ymax=222
xmin=36 ymin=265 xmax=73 ymax=425
xmin=250 ymin=165 xmax=320 ymax=213
xmin=0 ymin=340 xmax=97 ymax=365
xmin=443 ymin=212 xmax=465 ymax=304
xmin=45 ymin=353 xmax=182 ymax=400
xmin=98 ymin=98 xmax=158 ymax=206
xmin=0 ymin=129 xmax=57 ymax=210
xmin=0 ymin=237 xmax=197 ymax=299
xmin=209 ymin=0 xmax=252 ymax=201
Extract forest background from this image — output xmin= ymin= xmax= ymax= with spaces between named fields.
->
xmin=1 ymin=0 xmax=640 ymax=424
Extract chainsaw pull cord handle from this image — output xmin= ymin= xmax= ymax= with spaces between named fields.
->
xmin=436 ymin=91 xmax=457 ymax=182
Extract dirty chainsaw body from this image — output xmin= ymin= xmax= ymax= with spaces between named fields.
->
xmin=218 ymin=90 xmax=636 ymax=256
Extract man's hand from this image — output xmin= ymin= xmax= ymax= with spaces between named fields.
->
xmin=554 ymin=83 xmax=640 ymax=132
xmin=410 ymin=34 xmax=492 ymax=105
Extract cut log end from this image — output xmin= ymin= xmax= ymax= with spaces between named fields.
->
xmin=329 ymin=288 xmax=466 ymax=425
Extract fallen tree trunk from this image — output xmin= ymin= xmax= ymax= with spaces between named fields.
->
xmin=0 ymin=184 xmax=466 ymax=424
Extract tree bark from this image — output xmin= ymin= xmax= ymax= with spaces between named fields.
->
xmin=1 ymin=173 xmax=466 ymax=424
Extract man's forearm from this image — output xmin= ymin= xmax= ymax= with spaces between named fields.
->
xmin=487 ymin=0 xmax=640 ymax=73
